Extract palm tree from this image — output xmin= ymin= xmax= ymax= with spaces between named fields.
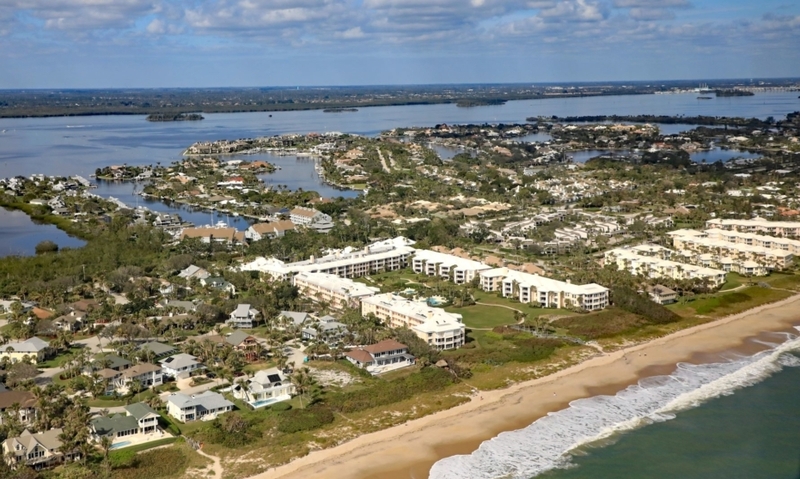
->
xmin=99 ymin=435 xmax=113 ymax=464
xmin=291 ymin=367 xmax=314 ymax=408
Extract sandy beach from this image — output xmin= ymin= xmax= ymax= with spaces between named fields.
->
xmin=253 ymin=294 xmax=800 ymax=479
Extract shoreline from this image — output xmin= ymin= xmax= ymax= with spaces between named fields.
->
xmin=253 ymin=293 xmax=800 ymax=479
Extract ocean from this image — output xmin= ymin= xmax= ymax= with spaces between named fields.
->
xmin=429 ymin=328 xmax=800 ymax=479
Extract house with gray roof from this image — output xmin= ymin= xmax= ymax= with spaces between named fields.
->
xmin=166 ymin=391 xmax=234 ymax=422
xmin=178 ymin=265 xmax=210 ymax=280
xmin=302 ymin=318 xmax=349 ymax=344
xmin=90 ymin=403 xmax=161 ymax=447
xmin=0 ymin=337 xmax=50 ymax=364
xmin=161 ymin=300 xmax=198 ymax=312
xmin=159 ymin=353 xmax=205 ymax=378
xmin=2 ymin=428 xmax=79 ymax=469
xmin=138 ymin=341 xmax=177 ymax=358
xmin=279 ymin=311 xmax=310 ymax=328
xmin=227 ymin=304 xmax=259 ymax=328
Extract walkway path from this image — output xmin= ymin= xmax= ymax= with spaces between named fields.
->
xmin=377 ymin=149 xmax=391 ymax=173
xmin=196 ymin=448 xmax=223 ymax=479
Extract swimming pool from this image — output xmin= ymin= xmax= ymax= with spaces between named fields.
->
xmin=109 ymin=441 xmax=131 ymax=450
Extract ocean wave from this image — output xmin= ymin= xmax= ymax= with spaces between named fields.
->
xmin=429 ymin=328 xmax=800 ymax=479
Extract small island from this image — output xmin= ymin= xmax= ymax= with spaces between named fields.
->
xmin=455 ymin=99 xmax=507 ymax=107
xmin=714 ymin=90 xmax=755 ymax=97
xmin=323 ymin=108 xmax=359 ymax=113
xmin=146 ymin=112 xmax=204 ymax=122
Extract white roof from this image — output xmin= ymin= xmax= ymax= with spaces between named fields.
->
xmin=3 ymin=337 xmax=49 ymax=353
xmin=413 ymin=250 xmax=492 ymax=272
xmin=294 ymin=272 xmax=379 ymax=298
xmin=167 ymin=391 xmax=233 ymax=410
xmin=362 ymin=293 xmax=464 ymax=334
xmin=238 ymin=237 xmax=416 ymax=277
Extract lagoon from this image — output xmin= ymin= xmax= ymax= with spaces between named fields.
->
xmin=0 ymin=207 xmax=85 ymax=256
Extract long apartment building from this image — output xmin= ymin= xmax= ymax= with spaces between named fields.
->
xmin=293 ymin=272 xmax=380 ymax=310
xmin=668 ymin=229 xmax=793 ymax=273
xmin=705 ymin=218 xmax=800 ymax=237
xmin=479 ymin=268 xmax=609 ymax=311
xmin=361 ymin=293 xmax=465 ymax=350
xmin=412 ymin=250 xmax=492 ymax=284
xmin=605 ymin=247 xmax=726 ymax=287
xmin=239 ymin=237 xmax=416 ymax=280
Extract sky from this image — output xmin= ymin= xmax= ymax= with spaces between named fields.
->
xmin=0 ymin=0 xmax=799 ymax=88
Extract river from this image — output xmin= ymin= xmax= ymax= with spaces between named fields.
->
xmin=0 ymin=91 xmax=797 ymax=255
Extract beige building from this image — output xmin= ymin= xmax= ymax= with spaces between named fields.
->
xmin=239 ymin=237 xmax=416 ymax=280
xmin=3 ymin=428 xmax=79 ymax=469
xmin=0 ymin=337 xmax=50 ymax=364
xmin=480 ymin=268 xmax=608 ymax=311
xmin=293 ymin=272 xmax=379 ymax=310
xmin=361 ymin=294 xmax=466 ymax=350
xmin=668 ymin=229 xmax=793 ymax=273
xmin=412 ymin=250 xmax=492 ymax=284
xmin=605 ymin=248 xmax=726 ymax=287
xmin=705 ymin=218 xmax=800 ymax=237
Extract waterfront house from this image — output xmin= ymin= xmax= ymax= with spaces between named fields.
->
xmin=227 ymin=304 xmax=259 ymax=328
xmin=232 ymin=367 xmax=295 ymax=408
xmin=647 ymin=285 xmax=678 ymax=305
xmin=180 ymin=227 xmax=245 ymax=245
xmin=166 ymin=391 xmax=234 ymax=423
xmin=0 ymin=337 xmax=50 ymax=364
xmin=0 ymin=390 xmax=37 ymax=426
xmin=159 ymin=353 xmax=205 ymax=378
xmin=89 ymin=403 xmax=162 ymax=448
xmin=345 ymin=339 xmax=415 ymax=374
xmin=2 ymin=428 xmax=80 ymax=469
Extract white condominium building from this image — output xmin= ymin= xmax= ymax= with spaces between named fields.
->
xmin=238 ymin=237 xmax=416 ymax=280
xmin=293 ymin=272 xmax=380 ymax=310
xmin=705 ymin=218 xmax=800 ymax=237
xmin=605 ymin=248 xmax=726 ymax=287
xmin=668 ymin=229 xmax=793 ymax=272
xmin=479 ymin=268 xmax=608 ymax=311
xmin=361 ymin=293 xmax=466 ymax=350
xmin=702 ymin=228 xmax=800 ymax=254
xmin=412 ymin=250 xmax=492 ymax=284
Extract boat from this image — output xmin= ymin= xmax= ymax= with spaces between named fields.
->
xmin=697 ymin=96 xmax=713 ymax=100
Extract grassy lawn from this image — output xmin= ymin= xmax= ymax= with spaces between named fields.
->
xmin=720 ymin=273 xmax=744 ymax=291
xmin=668 ymin=286 xmax=793 ymax=319
xmin=446 ymin=304 xmax=516 ymax=329
xmin=38 ymin=345 xmax=83 ymax=368
xmin=87 ymin=390 xmax=157 ymax=408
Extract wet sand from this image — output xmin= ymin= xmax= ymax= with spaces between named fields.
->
xmin=254 ymin=294 xmax=800 ymax=479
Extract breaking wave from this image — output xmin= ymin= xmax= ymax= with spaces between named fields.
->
xmin=429 ymin=327 xmax=800 ymax=479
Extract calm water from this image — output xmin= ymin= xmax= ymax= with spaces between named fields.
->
xmin=0 ymin=207 xmax=85 ymax=256
xmin=0 ymin=91 xmax=797 ymax=254
xmin=430 ymin=329 xmax=800 ymax=479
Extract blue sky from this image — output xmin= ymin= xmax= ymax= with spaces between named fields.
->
xmin=0 ymin=0 xmax=798 ymax=88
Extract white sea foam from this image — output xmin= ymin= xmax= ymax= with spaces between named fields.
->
xmin=429 ymin=328 xmax=800 ymax=479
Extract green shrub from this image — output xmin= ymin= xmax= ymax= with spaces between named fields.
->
xmin=552 ymin=309 xmax=646 ymax=340
xmin=611 ymin=287 xmax=679 ymax=324
xmin=326 ymin=367 xmax=454 ymax=414
xmin=108 ymin=449 xmax=137 ymax=469
xmin=272 ymin=402 xmax=292 ymax=412
xmin=277 ymin=406 xmax=335 ymax=433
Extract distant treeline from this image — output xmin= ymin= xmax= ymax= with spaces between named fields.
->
xmin=529 ymin=114 xmax=774 ymax=128
xmin=146 ymin=112 xmax=204 ymax=122
xmin=714 ymin=90 xmax=755 ymax=97
xmin=455 ymin=99 xmax=507 ymax=107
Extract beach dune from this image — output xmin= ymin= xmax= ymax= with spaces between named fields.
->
xmin=255 ymin=294 xmax=800 ymax=479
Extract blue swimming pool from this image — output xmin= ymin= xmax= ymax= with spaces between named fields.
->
xmin=109 ymin=441 xmax=131 ymax=450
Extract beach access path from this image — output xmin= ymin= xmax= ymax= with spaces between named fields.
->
xmin=251 ymin=293 xmax=800 ymax=479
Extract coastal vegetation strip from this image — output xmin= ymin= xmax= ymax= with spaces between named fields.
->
xmin=146 ymin=112 xmax=204 ymax=122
